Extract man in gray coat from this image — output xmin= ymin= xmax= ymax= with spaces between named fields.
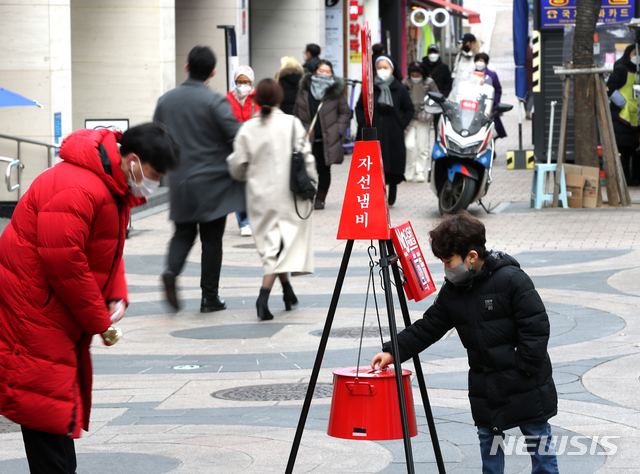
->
xmin=154 ymin=45 xmax=244 ymax=312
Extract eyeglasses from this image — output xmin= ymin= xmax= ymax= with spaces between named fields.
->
xmin=236 ymin=80 xmax=252 ymax=86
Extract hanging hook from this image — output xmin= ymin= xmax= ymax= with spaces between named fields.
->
xmin=367 ymin=241 xmax=378 ymax=269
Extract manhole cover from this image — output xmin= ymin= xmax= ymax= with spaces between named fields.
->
xmin=233 ymin=243 xmax=257 ymax=249
xmin=309 ymin=327 xmax=391 ymax=338
xmin=212 ymin=383 xmax=333 ymax=401
xmin=0 ymin=415 xmax=20 ymax=434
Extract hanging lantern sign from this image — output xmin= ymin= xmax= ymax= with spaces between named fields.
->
xmin=410 ymin=7 xmax=450 ymax=28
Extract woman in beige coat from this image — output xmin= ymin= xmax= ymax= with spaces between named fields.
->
xmin=227 ymin=79 xmax=317 ymax=321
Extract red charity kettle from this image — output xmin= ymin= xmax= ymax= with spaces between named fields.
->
xmin=327 ymin=366 xmax=418 ymax=440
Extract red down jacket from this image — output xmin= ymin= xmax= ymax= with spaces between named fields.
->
xmin=0 ymin=128 xmax=142 ymax=437
xmin=226 ymin=89 xmax=261 ymax=122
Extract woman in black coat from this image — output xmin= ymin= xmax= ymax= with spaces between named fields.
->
xmin=276 ymin=56 xmax=304 ymax=115
xmin=606 ymin=44 xmax=640 ymax=186
xmin=356 ymin=56 xmax=414 ymax=205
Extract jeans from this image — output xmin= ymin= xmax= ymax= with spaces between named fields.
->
xmin=477 ymin=421 xmax=559 ymax=474
xmin=167 ymin=216 xmax=227 ymax=299
xmin=21 ymin=425 xmax=77 ymax=474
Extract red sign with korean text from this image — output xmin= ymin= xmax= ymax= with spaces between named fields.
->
xmin=361 ymin=21 xmax=373 ymax=127
xmin=337 ymin=140 xmax=390 ymax=240
xmin=460 ymin=100 xmax=478 ymax=112
xmin=391 ymin=222 xmax=436 ymax=302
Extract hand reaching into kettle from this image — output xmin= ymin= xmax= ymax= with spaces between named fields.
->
xmin=371 ymin=351 xmax=394 ymax=370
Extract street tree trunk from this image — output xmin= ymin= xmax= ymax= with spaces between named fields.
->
xmin=572 ymin=0 xmax=601 ymax=167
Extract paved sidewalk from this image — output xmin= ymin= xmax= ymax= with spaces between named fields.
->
xmin=3 ymin=10 xmax=640 ymax=474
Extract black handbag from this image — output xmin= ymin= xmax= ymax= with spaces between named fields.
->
xmin=290 ymin=118 xmax=316 ymax=219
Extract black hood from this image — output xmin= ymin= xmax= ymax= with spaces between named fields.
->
xmin=448 ymin=250 xmax=520 ymax=289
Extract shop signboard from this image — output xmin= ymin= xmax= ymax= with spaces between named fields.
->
xmin=541 ymin=0 xmax=635 ymax=28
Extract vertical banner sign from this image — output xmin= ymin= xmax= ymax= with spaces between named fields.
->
xmin=361 ymin=21 xmax=373 ymax=127
xmin=54 ymin=112 xmax=61 ymax=156
xmin=391 ymin=222 xmax=436 ymax=302
xmin=325 ymin=4 xmax=344 ymax=76
xmin=337 ymin=141 xmax=390 ymax=240
xmin=349 ymin=1 xmax=364 ymax=64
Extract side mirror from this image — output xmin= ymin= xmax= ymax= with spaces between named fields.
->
xmin=495 ymin=103 xmax=513 ymax=114
xmin=426 ymin=91 xmax=446 ymax=104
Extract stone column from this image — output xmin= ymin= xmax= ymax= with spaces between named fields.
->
xmin=70 ymin=0 xmax=176 ymax=131
xmin=0 ymin=0 xmax=73 ymax=202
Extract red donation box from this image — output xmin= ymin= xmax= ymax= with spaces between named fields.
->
xmin=391 ymin=222 xmax=436 ymax=301
xmin=337 ymin=140 xmax=390 ymax=240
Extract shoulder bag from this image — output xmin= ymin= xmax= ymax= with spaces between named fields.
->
xmin=290 ymin=117 xmax=316 ymax=219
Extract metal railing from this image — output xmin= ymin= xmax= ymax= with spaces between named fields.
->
xmin=0 ymin=133 xmax=59 ymax=199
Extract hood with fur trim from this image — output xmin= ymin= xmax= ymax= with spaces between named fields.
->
xmin=458 ymin=39 xmax=483 ymax=57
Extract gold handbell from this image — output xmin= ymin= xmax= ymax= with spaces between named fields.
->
xmin=101 ymin=326 xmax=122 ymax=346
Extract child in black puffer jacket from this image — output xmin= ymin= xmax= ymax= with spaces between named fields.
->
xmin=372 ymin=210 xmax=559 ymax=474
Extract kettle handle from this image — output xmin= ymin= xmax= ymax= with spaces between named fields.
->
xmin=346 ymin=381 xmax=377 ymax=396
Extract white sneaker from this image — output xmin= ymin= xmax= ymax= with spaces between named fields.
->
xmin=416 ymin=175 xmax=425 ymax=183
xmin=240 ymin=225 xmax=252 ymax=237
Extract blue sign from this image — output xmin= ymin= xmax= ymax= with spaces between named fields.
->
xmin=54 ymin=112 xmax=61 ymax=142
xmin=541 ymin=0 xmax=635 ymax=29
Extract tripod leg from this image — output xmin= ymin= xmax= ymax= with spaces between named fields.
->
xmin=386 ymin=240 xmax=447 ymax=474
xmin=285 ymin=239 xmax=354 ymax=474
xmin=379 ymin=241 xmax=416 ymax=474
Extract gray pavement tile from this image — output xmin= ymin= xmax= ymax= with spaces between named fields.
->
xmin=532 ymin=269 xmax=630 ymax=295
xmin=514 ymin=249 xmax=633 ymax=268
xmin=171 ymin=322 xmax=297 ymax=340
xmin=0 ymin=453 xmax=181 ymax=474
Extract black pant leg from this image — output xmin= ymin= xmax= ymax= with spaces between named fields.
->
xmin=167 ymin=222 xmax=198 ymax=275
xmin=312 ymin=141 xmax=331 ymax=194
xmin=198 ymin=216 xmax=227 ymax=299
xmin=21 ymin=426 xmax=77 ymax=474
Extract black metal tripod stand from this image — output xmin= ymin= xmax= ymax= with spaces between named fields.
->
xmin=285 ymin=239 xmax=446 ymax=474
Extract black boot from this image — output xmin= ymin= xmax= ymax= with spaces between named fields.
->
xmin=282 ymin=281 xmax=298 ymax=311
xmin=388 ymin=184 xmax=397 ymax=206
xmin=256 ymin=288 xmax=274 ymax=321
xmin=314 ymin=191 xmax=327 ymax=210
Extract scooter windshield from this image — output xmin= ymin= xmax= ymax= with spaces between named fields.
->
xmin=442 ymin=75 xmax=495 ymax=136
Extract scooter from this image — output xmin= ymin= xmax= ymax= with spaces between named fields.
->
xmin=426 ymin=75 xmax=513 ymax=214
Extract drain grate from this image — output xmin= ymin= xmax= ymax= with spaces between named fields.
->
xmin=309 ymin=327 xmax=391 ymax=338
xmin=212 ymin=383 xmax=333 ymax=401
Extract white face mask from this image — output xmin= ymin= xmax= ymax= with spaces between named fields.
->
xmin=127 ymin=158 xmax=160 ymax=198
xmin=631 ymin=56 xmax=640 ymax=65
xmin=475 ymin=61 xmax=486 ymax=71
xmin=410 ymin=76 xmax=422 ymax=84
xmin=235 ymin=84 xmax=252 ymax=99
xmin=428 ymin=53 xmax=439 ymax=63
xmin=377 ymin=69 xmax=392 ymax=81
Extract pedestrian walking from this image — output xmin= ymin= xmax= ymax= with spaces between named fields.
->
xmin=227 ymin=79 xmax=317 ymax=321
xmin=451 ymin=33 xmax=482 ymax=100
xmin=402 ymin=62 xmax=439 ymax=182
xmin=474 ymin=53 xmax=507 ymax=139
xmin=607 ymin=43 xmax=640 ymax=186
xmin=372 ymin=211 xmax=559 ymax=474
xmin=302 ymin=43 xmax=322 ymax=73
xmin=276 ymin=56 xmax=304 ymax=115
xmin=293 ymin=59 xmax=350 ymax=210
xmin=421 ymin=44 xmax=453 ymax=142
xmin=0 ymin=123 xmax=180 ymax=474
xmin=154 ymin=45 xmax=245 ymax=312
xmin=355 ymin=55 xmax=414 ymax=206
xmin=226 ymin=65 xmax=261 ymax=237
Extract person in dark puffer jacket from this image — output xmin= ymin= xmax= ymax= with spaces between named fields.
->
xmin=276 ymin=56 xmax=304 ymax=115
xmin=372 ymin=211 xmax=559 ymax=474
xmin=0 ymin=123 xmax=180 ymax=473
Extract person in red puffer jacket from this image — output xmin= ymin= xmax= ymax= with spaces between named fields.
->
xmin=226 ymin=65 xmax=261 ymax=123
xmin=226 ymin=65 xmax=261 ymax=236
xmin=0 ymin=123 xmax=179 ymax=474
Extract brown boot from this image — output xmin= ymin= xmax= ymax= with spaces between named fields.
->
xmin=314 ymin=192 xmax=327 ymax=210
